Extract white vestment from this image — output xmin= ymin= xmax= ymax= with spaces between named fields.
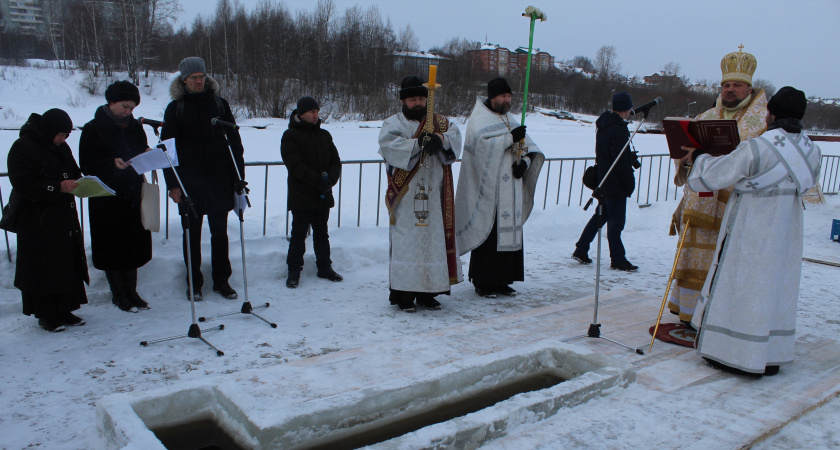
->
xmin=455 ymin=98 xmax=545 ymax=255
xmin=379 ymin=112 xmax=463 ymax=293
xmin=688 ymin=127 xmax=822 ymax=373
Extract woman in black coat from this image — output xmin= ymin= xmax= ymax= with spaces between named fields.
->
xmin=7 ymin=109 xmax=89 ymax=332
xmin=79 ymin=81 xmax=153 ymax=312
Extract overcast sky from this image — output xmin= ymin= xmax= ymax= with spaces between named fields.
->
xmin=174 ymin=0 xmax=840 ymax=99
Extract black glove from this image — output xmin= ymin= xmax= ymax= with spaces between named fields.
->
xmin=512 ymin=159 xmax=527 ymax=179
xmin=234 ymin=179 xmax=249 ymax=195
xmin=317 ymin=176 xmax=332 ymax=194
xmin=420 ymin=132 xmax=443 ymax=155
xmin=510 ymin=125 xmax=527 ymax=142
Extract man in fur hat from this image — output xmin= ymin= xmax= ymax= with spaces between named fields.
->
xmin=455 ymin=77 xmax=544 ymax=298
xmin=681 ymin=86 xmax=821 ymax=377
xmin=378 ymin=75 xmax=463 ymax=313
xmin=161 ymin=56 xmax=245 ymax=301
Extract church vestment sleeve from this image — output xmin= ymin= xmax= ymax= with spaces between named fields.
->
xmin=687 ymin=141 xmax=754 ymax=193
xmin=378 ymin=115 xmax=422 ymax=171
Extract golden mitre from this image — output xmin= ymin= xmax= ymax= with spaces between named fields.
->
xmin=720 ymin=46 xmax=757 ymax=85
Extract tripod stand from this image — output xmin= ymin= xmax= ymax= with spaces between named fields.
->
xmin=198 ymin=119 xmax=277 ymax=328
xmin=562 ymin=112 xmax=651 ymax=355
xmin=139 ymin=129 xmax=225 ymax=355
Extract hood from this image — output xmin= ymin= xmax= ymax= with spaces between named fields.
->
xmin=19 ymin=113 xmax=52 ymax=146
xmin=168 ymin=74 xmax=222 ymax=100
xmin=595 ymin=110 xmax=625 ymax=129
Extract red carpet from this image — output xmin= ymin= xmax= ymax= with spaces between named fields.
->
xmin=649 ymin=322 xmax=697 ymax=348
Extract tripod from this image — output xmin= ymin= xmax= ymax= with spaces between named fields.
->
xmin=198 ymin=120 xmax=277 ymax=328
xmin=139 ymin=129 xmax=225 ymax=355
xmin=562 ymin=112 xmax=651 ymax=355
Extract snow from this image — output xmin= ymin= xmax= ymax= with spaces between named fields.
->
xmin=1 ymin=65 xmax=840 ymax=449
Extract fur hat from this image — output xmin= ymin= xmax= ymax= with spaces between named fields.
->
xmin=399 ymin=76 xmax=427 ymax=99
xmin=612 ymin=91 xmax=633 ymax=112
xmin=487 ymin=77 xmax=512 ymax=99
xmin=40 ymin=108 xmax=73 ymax=141
xmin=767 ymin=86 xmax=807 ymax=120
xmin=179 ymin=56 xmax=206 ymax=81
xmin=296 ymin=96 xmax=320 ymax=115
xmin=105 ymin=80 xmax=140 ymax=105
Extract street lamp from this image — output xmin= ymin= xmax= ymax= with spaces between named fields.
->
xmin=686 ymin=101 xmax=697 ymax=118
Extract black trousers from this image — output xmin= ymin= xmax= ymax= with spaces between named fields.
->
xmin=287 ymin=208 xmax=331 ymax=274
xmin=181 ymin=210 xmax=232 ymax=289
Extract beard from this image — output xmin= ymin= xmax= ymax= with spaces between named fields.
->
xmin=402 ymin=104 xmax=426 ymax=121
xmin=492 ymin=101 xmax=511 ymax=115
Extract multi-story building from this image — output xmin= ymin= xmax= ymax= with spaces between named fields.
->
xmin=0 ymin=0 xmax=55 ymax=35
xmin=469 ymin=43 xmax=556 ymax=77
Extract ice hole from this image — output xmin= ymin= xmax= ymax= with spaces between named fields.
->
xmin=151 ymin=418 xmax=244 ymax=450
xmin=98 ymin=342 xmax=632 ymax=449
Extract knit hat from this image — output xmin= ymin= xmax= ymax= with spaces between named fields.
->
xmin=767 ymin=86 xmax=807 ymax=120
xmin=612 ymin=91 xmax=633 ymax=111
xmin=296 ymin=96 xmax=320 ymax=115
xmin=40 ymin=108 xmax=73 ymax=141
xmin=179 ymin=56 xmax=206 ymax=80
xmin=399 ymin=76 xmax=427 ymax=99
xmin=105 ymin=80 xmax=140 ymax=105
xmin=487 ymin=77 xmax=512 ymax=99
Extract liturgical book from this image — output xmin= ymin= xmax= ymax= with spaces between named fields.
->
xmin=662 ymin=117 xmax=740 ymax=159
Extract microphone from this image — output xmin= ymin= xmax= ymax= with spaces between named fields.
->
xmin=138 ymin=117 xmax=164 ymax=128
xmin=630 ymin=97 xmax=663 ymax=115
xmin=211 ymin=117 xmax=239 ymax=129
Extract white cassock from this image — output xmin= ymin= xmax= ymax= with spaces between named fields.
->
xmin=688 ymin=127 xmax=821 ymax=373
xmin=378 ymin=113 xmax=463 ymax=293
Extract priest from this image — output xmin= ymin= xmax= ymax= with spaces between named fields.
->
xmin=455 ymin=78 xmax=544 ymax=298
xmin=668 ymin=47 xmax=768 ymax=326
xmin=683 ymin=86 xmax=821 ymax=376
xmin=378 ymin=74 xmax=463 ymax=312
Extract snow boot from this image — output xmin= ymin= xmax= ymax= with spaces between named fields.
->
xmin=105 ymin=270 xmax=137 ymax=313
xmin=122 ymin=269 xmax=150 ymax=310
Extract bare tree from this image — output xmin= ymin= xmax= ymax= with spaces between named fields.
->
xmin=753 ymin=78 xmax=776 ymax=97
xmin=594 ymin=45 xmax=621 ymax=81
xmin=569 ymin=55 xmax=595 ymax=73
xmin=662 ymin=61 xmax=681 ymax=77
xmin=396 ymin=24 xmax=419 ymax=51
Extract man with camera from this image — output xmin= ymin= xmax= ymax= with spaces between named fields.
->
xmin=572 ymin=91 xmax=637 ymax=272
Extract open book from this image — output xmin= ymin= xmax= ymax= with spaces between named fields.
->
xmin=71 ymin=176 xmax=116 ymax=198
xmin=662 ymin=117 xmax=740 ymax=159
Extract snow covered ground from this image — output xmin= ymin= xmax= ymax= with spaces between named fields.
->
xmin=1 ymin=65 xmax=839 ymax=449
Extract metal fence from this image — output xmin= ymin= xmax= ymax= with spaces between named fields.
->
xmin=2 ymin=153 xmax=840 ymax=260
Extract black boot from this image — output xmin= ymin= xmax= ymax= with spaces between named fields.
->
xmin=105 ymin=270 xmax=137 ymax=313
xmin=122 ymin=269 xmax=149 ymax=310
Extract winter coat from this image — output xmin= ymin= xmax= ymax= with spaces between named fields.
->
xmin=7 ymin=113 xmax=89 ymax=294
xmin=79 ymin=105 xmax=152 ymax=270
xmin=280 ymin=111 xmax=341 ymax=210
xmin=595 ymin=111 xmax=635 ymax=198
xmin=160 ymin=75 xmax=245 ymax=215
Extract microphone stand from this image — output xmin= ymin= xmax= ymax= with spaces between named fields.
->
xmin=198 ymin=120 xmax=277 ymax=328
xmin=562 ymin=111 xmax=652 ymax=355
xmin=139 ymin=126 xmax=225 ymax=356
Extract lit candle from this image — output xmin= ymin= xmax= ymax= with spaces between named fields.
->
xmin=428 ymin=65 xmax=437 ymax=86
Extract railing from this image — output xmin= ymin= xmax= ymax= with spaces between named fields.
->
xmin=2 ymin=153 xmax=840 ymax=261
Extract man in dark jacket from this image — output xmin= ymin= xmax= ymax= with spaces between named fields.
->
xmin=161 ymin=56 xmax=245 ymax=300
xmin=572 ymin=91 xmax=638 ymax=272
xmin=280 ymin=96 xmax=342 ymax=288
xmin=7 ymin=109 xmax=90 ymax=332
